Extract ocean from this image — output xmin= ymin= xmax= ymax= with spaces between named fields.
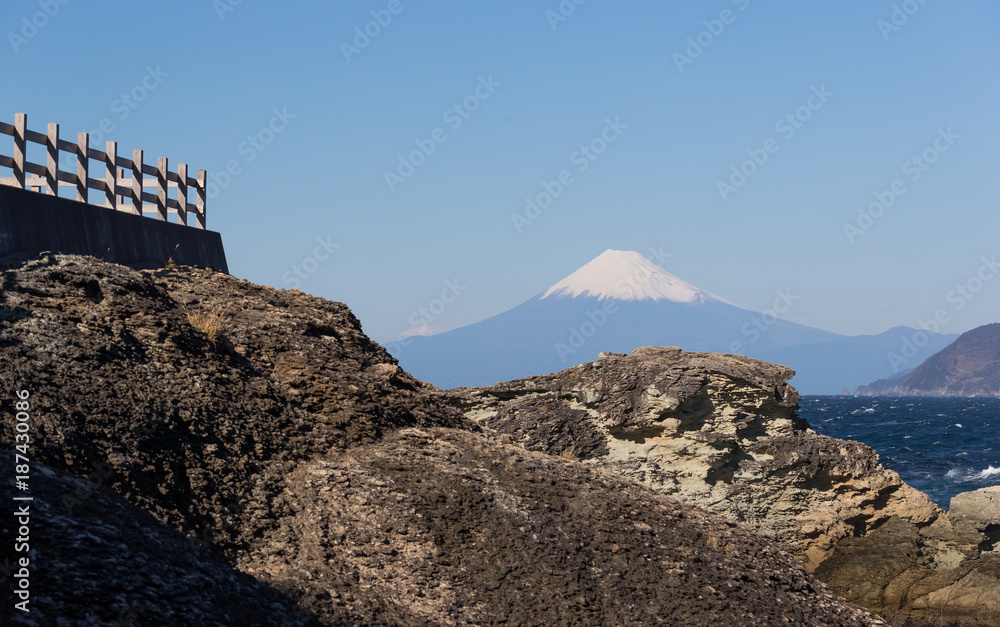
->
xmin=799 ymin=396 xmax=1000 ymax=509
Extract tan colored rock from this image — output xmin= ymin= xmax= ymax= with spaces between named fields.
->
xmin=448 ymin=346 xmax=1000 ymax=625
xmin=950 ymin=486 xmax=1000 ymax=542
xmin=448 ymin=347 xmax=941 ymax=569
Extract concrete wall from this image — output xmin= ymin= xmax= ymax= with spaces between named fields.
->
xmin=0 ymin=185 xmax=228 ymax=272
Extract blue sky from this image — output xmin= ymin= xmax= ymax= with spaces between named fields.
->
xmin=2 ymin=1 xmax=998 ymax=343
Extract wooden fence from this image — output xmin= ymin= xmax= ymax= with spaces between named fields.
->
xmin=0 ymin=113 xmax=207 ymax=229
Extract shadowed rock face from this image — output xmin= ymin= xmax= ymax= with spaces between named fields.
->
xmin=0 ymin=454 xmax=324 ymax=627
xmin=0 ymin=255 xmax=884 ymax=626
xmin=446 ymin=348 xmax=1000 ymax=625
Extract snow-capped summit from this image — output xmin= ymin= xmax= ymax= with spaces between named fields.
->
xmin=540 ymin=249 xmax=736 ymax=305
xmin=389 ymin=248 xmax=955 ymax=395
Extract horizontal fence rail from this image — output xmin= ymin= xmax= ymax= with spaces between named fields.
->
xmin=0 ymin=113 xmax=207 ymax=229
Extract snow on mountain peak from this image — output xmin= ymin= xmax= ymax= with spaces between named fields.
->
xmin=540 ymin=249 xmax=735 ymax=304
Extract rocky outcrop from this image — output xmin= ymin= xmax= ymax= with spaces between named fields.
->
xmin=0 ymin=255 xmax=885 ymax=626
xmin=0 ymin=453 xmax=323 ymax=627
xmin=816 ymin=487 xmax=1000 ymax=625
xmin=447 ymin=347 xmax=1000 ymax=625
xmin=857 ymin=323 xmax=1000 ymax=396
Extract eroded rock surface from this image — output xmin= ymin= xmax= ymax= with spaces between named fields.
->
xmin=447 ymin=347 xmax=1000 ymax=625
xmin=0 ymin=256 xmax=885 ymax=626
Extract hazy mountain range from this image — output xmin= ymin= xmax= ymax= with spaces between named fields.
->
xmin=856 ymin=323 xmax=1000 ymax=396
xmin=391 ymin=250 xmax=956 ymax=395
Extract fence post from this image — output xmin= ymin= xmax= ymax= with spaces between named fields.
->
xmin=132 ymin=149 xmax=143 ymax=215
xmin=76 ymin=132 xmax=89 ymax=203
xmin=176 ymin=163 xmax=188 ymax=225
xmin=13 ymin=113 xmax=26 ymax=189
xmin=156 ymin=157 xmax=168 ymax=220
xmin=196 ymin=170 xmax=207 ymax=229
xmin=46 ymin=123 xmax=59 ymax=196
xmin=105 ymin=141 xmax=118 ymax=210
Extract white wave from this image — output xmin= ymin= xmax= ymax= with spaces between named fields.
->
xmin=945 ymin=466 xmax=1000 ymax=481
xmin=977 ymin=466 xmax=1000 ymax=479
xmin=955 ymin=423 xmax=963 ymax=428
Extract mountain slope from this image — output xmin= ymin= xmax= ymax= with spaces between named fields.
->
xmin=760 ymin=327 xmax=957 ymax=395
xmin=856 ymin=323 xmax=1000 ymax=396
xmin=393 ymin=250 xmax=952 ymax=394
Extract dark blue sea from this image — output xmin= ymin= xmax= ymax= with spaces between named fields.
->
xmin=799 ymin=396 xmax=1000 ymax=509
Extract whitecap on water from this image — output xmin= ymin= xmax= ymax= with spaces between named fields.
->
xmin=955 ymin=423 xmax=963 ymax=428
xmin=978 ymin=466 xmax=1000 ymax=479
xmin=945 ymin=466 xmax=1000 ymax=481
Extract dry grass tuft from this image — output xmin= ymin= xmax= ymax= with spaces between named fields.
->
xmin=559 ymin=440 xmax=581 ymax=461
xmin=187 ymin=310 xmax=227 ymax=346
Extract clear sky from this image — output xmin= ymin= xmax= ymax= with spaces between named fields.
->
xmin=2 ymin=1 xmax=998 ymax=343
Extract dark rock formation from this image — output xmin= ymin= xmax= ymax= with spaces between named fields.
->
xmin=0 ymin=255 xmax=885 ymax=626
xmin=447 ymin=347 xmax=1000 ymax=625
xmin=856 ymin=324 xmax=1000 ymax=396
xmin=0 ymin=453 xmax=323 ymax=627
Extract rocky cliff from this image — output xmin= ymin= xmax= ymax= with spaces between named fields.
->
xmin=0 ymin=255 xmax=885 ymax=626
xmin=447 ymin=348 xmax=1000 ymax=625
xmin=856 ymin=323 xmax=1000 ymax=396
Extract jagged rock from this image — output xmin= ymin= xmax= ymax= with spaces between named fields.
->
xmin=446 ymin=347 xmax=940 ymax=568
xmin=447 ymin=347 xmax=1000 ymax=625
xmin=0 ymin=454 xmax=323 ymax=626
xmin=0 ymin=255 xmax=885 ymax=626
xmin=950 ymin=487 xmax=1000 ymax=548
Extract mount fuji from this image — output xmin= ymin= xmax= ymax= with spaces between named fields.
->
xmin=389 ymin=250 xmax=956 ymax=394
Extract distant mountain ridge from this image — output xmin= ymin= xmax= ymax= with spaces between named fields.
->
xmin=856 ymin=323 xmax=1000 ymax=396
xmin=392 ymin=250 xmax=956 ymax=394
